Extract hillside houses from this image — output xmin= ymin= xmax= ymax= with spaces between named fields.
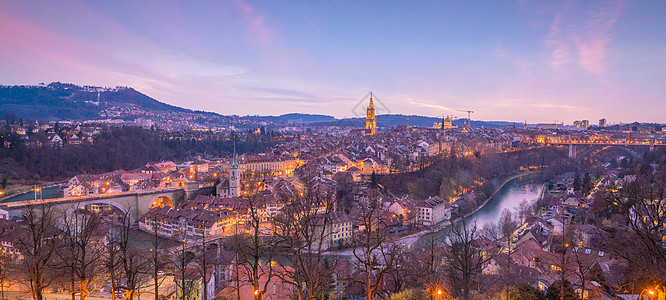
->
xmin=139 ymin=206 xmax=237 ymax=240
xmin=62 ymin=160 xmax=210 ymax=197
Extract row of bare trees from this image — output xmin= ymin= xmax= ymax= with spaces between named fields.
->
xmin=3 ymin=205 xmax=177 ymax=300
xmin=219 ymin=180 xmax=501 ymax=300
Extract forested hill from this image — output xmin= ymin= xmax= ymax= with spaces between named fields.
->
xmin=0 ymin=82 xmax=190 ymax=121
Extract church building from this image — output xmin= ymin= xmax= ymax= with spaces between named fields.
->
xmin=216 ymin=146 xmax=241 ymax=198
xmin=366 ymin=92 xmax=377 ymax=135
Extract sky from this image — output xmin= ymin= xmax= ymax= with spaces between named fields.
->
xmin=1 ymin=0 xmax=665 ymax=123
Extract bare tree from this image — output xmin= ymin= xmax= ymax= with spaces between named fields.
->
xmin=445 ymin=218 xmax=487 ymax=300
xmin=57 ymin=209 xmax=107 ymax=300
xmin=418 ymin=228 xmax=448 ymax=296
xmin=149 ymin=216 xmax=170 ymax=300
xmin=174 ymin=237 xmax=193 ymax=300
xmin=15 ymin=205 xmax=59 ymax=300
xmin=515 ymin=199 xmax=533 ymax=223
xmin=552 ymin=209 xmax=574 ymax=300
xmin=272 ymin=184 xmax=337 ymax=299
xmin=570 ymin=243 xmax=595 ymax=300
xmin=351 ymin=194 xmax=402 ymax=300
xmin=193 ymin=224 xmax=213 ymax=300
xmin=115 ymin=211 xmax=150 ymax=299
xmin=226 ymin=195 xmax=275 ymax=300
xmin=104 ymin=224 xmax=119 ymax=300
xmin=480 ymin=222 xmax=500 ymax=242
xmin=601 ymin=166 xmax=666 ymax=299
xmin=498 ymin=209 xmax=519 ymax=300
xmin=0 ymin=219 xmax=15 ymax=300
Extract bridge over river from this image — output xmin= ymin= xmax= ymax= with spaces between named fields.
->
xmin=2 ymin=188 xmax=185 ymax=222
xmin=548 ymin=140 xmax=666 ymax=160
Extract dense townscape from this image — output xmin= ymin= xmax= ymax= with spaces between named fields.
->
xmin=0 ymin=94 xmax=664 ymax=300
xmin=2 ymin=0 xmax=666 ymax=299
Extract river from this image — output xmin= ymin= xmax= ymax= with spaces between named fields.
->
xmin=0 ymin=185 xmax=62 ymax=203
xmin=466 ymin=173 xmax=544 ymax=228
xmin=412 ymin=173 xmax=544 ymax=248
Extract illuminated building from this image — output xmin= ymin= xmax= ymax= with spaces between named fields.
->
xmin=366 ymin=92 xmax=377 ymax=135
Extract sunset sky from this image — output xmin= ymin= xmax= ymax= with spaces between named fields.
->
xmin=1 ymin=0 xmax=665 ymax=123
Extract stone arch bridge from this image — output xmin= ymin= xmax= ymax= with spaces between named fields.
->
xmin=3 ymin=188 xmax=185 ymax=222
xmin=549 ymin=141 xmax=665 ymax=161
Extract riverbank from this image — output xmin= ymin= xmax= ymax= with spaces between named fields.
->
xmin=465 ymin=171 xmax=541 ymax=219
xmin=430 ymin=171 xmax=541 ymax=232
xmin=387 ymin=171 xmax=543 ymax=250
xmin=0 ymin=182 xmax=65 ymax=203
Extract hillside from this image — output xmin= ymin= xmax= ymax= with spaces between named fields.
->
xmin=308 ymin=114 xmax=517 ymax=128
xmin=260 ymin=113 xmax=336 ymax=123
xmin=0 ymin=82 xmax=189 ymax=120
xmin=0 ymin=82 xmax=520 ymax=128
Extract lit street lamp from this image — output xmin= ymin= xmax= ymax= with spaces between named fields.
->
xmin=34 ymin=186 xmax=42 ymax=201
xmin=639 ymin=288 xmax=655 ymax=300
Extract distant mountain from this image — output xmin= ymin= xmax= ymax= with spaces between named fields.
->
xmin=261 ymin=113 xmax=336 ymax=123
xmin=0 ymin=82 xmax=520 ymax=128
xmin=0 ymin=82 xmax=189 ymax=120
xmin=308 ymin=114 xmax=518 ymax=129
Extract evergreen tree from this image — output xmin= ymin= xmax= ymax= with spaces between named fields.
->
xmin=573 ymin=170 xmax=581 ymax=191
xmin=582 ymin=173 xmax=593 ymax=195
xmin=545 ymin=280 xmax=577 ymax=300
xmin=588 ymin=262 xmax=611 ymax=293
xmin=507 ymin=283 xmax=545 ymax=300
xmin=370 ymin=171 xmax=378 ymax=188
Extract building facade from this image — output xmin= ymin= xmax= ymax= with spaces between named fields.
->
xmin=416 ymin=196 xmax=452 ymax=226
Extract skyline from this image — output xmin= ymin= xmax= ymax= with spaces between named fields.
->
xmin=1 ymin=1 xmax=666 ymax=123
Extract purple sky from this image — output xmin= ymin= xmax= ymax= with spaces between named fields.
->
xmin=1 ymin=0 xmax=665 ymax=123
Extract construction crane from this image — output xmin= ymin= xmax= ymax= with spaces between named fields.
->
xmin=456 ymin=110 xmax=475 ymax=128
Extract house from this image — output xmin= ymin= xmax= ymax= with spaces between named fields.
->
xmin=121 ymin=173 xmax=150 ymax=186
xmin=219 ymin=266 xmax=295 ymax=300
xmin=345 ymin=166 xmax=362 ymax=182
xmin=483 ymin=252 xmax=511 ymax=275
xmin=385 ymin=197 xmax=414 ymax=219
xmin=139 ymin=206 xmax=237 ymax=241
xmin=155 ymin=161 xmax=178 ymax=173
xmin=327 ymin=211 xmax=353 ymax=248
xmin=333 ymin=260 xmax=352 ymax=295
xmin=48 ymin=133 xmax=63 ymax=147
xmin=174 ymin=267 xmax=216 ymax=300
xmin=573 ymin=224 xmax=607 ymax=248
xmin=67 ymin=133 xmax=83 ymax=146
xmin=190 ymin=160 xmax=210 ymax=174
xmin=313 ymin=211 xmax=353 ymax=250
xmin=216 ymin=177 xmax=232 ymax=198
xmin=415 ymin=196 xmax=452 ymax=226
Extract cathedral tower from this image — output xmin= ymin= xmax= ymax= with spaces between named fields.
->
xmin=229 ymin=144 xmax=240 ymax=197
xmin=365 ymin=92 xmax=377 ymax=135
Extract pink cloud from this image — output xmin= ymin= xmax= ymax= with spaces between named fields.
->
xmin=573 ymin=1 xmax=627 ymax=75
xmin=545 ymin=1 xmax=573 ymax=70
xmin=232 ymin=0 xmax=273 ymax=45
xmin=0 ymin=9 xmax=100 ymax=74
xmin=545 ymin=0 xmax=627 ymax=76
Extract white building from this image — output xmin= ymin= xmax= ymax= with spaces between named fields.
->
xmin=416 ymin=196 xmax=452 ymax=226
